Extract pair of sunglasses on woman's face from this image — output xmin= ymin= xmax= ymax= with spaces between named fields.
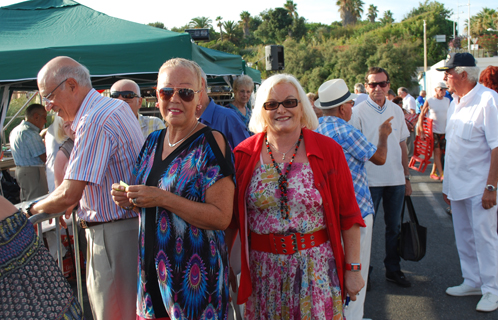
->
xmin=157 ymin=87 xmax=201 ymax=102
xmin=263 ymin=99 xmax=300 ymax=111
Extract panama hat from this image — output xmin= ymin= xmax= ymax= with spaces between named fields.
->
xmin=314 ymin=79 xmax=357 ymax=109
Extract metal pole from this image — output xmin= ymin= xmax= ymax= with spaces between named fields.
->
xmin=424 ymin=20 xmax=427 ymax=72
xmin=468 ymin=0 xmax=471 ymax=52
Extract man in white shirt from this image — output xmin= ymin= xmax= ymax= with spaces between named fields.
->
xmin=354 ymin=83 xmax=369 ymax=105
xmin=398 ymin=87 xmax=416 ymax=114
xmin=438 ymin=52 xmax=498 ymax=313
xmin=351 ymin=67 xmax=412 ymax=288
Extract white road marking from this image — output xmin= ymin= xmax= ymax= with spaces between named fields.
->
xmin=417 ymin=182 xmax=453 ymax=228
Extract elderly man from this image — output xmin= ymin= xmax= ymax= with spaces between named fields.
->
xmin=351 ymin=67 xmax=412 ymax=288
xmin=9 ymin=103 xmax=49 ymax=201
xmin=26 ymin=56 xmax=144 ymax=320
xmin=416 ymin=90 xmax=426 ymax=114
xmin=110 ymin=79 xmax=165 ymax=138
xmin=354 ymin=82 xmax=369 ymax=105
xmin=438 ymin=53 xmax=498 ymax=313
xmin=315 ymin=78 xmax=392 ymax=320
xmin=398 ymin=87 xmax=416 ymax=114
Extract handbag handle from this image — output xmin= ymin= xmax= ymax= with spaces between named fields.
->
xmin=401 ymin=196 xmax=420 ymax=225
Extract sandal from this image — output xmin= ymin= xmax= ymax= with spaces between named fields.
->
xmin=430 ymin=173 xmax=439 ymax=180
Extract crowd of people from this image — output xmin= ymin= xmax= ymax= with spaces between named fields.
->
xmin=1 ymin=53 xmax=498 ymax=320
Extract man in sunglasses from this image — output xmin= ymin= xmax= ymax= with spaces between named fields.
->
xmin=437 ymin=53 xmax=498 ymax=313
xmin=350 ymin=67 xmax=412 ymax=288
xmin=110 ymin=79 xmax=166 ymax=138
xmin=30 ymin=56 xmax=144 ymax=320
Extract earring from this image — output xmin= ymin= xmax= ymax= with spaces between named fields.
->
xmin=155 ymin=102 xmax=159 ymax=108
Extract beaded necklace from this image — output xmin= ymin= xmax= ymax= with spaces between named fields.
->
xmin=265 ymin=131 xmax=303 ymax=219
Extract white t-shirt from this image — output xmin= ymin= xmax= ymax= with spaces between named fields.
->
xmin=402 ymin=94 xmax=416 ymax=113
xmin=426 ymin=96 xmax=450 ymax=134
xmin=350 ymin=97 xmax=410 ymax=187
xmin=443 ymin=84 xmax=498 ymax=201
xmin=354 ymin=93 xmax=368 ymax=105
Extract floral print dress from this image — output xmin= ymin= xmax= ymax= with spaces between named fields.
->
xmin=245 ymin=161 xmax=344 ymax=320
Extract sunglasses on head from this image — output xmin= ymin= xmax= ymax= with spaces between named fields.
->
xmin=263 ymin=99 xmax=300 ymax=111
xmin=157 ymin=87 xmax=200 ymax=102
xmin=110 ymin=91 xmax=139 ymax=99
xmin=367 ymin=81 xmax=390 ymax=89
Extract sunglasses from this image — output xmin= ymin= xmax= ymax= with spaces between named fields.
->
xmin=110 ymin=91 xmax=139 ymax=99
xmin=367 ymin=81 xmax=390 ymax=88
xmin=263 ymin=99 xmax=300 ymax=110
xmin=157 ymin=87 xmax=200 ymax=102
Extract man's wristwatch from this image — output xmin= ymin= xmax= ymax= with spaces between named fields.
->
xmin=22 ymin=200 xmax=39 ymax=217
xmin=345 ymin=263 xmax=361 ymax=272
xmin=485 ymin=184 xmax=497 ymax=192
xmin=405 ymin=175 xmax=411 ymax=181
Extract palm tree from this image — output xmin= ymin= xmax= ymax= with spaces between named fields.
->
xmin=216 ymin=16 xmax=223 ymax=41
xmin=223 ymin=20 xmax=236 ymax=42
xmin=467 ymin=8 xmax=498 ymax=36
xmin=380 ymin=10 xmax=394 ymax=25
xmin=336 ymin=0 xmax=364 ymax=26
xmin=189 ymin=16 xmax=212 ymax=29
xmin=367 ymin=4 xmax=378 ymax=23
xmin=284 ymin=0 xmax=298 ymax=19
xmin=240 ymin=11 xmax=251 ymax=38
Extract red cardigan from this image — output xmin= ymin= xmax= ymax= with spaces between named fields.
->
xmin=232 ymin=128 xmax=365 ymax=304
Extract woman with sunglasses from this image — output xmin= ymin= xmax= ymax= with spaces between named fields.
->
xmin=230 ymin=74 xmax=365 ymax=319
xmin=111 ymin=58 xmax=235 ymax=320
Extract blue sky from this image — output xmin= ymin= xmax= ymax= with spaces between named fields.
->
xmin=1 ymin=0 xmax=492 ymax=35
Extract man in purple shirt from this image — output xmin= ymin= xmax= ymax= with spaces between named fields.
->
xmin=27 ymin=56 xmax=143 ymax=320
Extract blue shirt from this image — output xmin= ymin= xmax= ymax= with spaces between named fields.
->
xmin=9 ymin=120 xmax=46 ymax=166
xmin=316 ymin=116 xmax=376 ymax=218
xmin=200 ymin=99 xmax=250 ymax=149
xmin=416 ymin=96 xmax=425 ymax=114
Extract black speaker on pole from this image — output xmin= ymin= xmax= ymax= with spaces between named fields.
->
xmin=265 ymin=45 xmax=284 ymax=71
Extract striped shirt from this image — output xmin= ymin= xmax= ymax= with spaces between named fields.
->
xmin=9 ymin=120 xmax=46 ymax=166
xmin=316 ymin=116 xmax=376 ymax=218
xmin=65 ymin=89 xmax=144 ymax=222
xmin=138 ymin=114 xmax=166 ymax=139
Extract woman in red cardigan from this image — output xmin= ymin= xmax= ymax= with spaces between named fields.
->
xmin=229 ymin=73 xmax=365 ymax=319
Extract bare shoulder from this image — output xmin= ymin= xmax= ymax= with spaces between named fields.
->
xmin=211 ymin=130 xmax=227 ymax=156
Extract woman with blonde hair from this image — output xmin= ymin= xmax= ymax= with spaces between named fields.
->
xmin=230 ymin=73 xmax=365 ymax=319
xmin=227 ymin=75 xmax=254 ymax=131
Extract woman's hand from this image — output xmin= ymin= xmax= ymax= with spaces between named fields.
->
xmin=124 ymin=185 xmax=166 ymax=209
xmin=111 ymin=183 xmax=135 ymax=209
xmin=344 ymin=271 xmax=365 ymax=301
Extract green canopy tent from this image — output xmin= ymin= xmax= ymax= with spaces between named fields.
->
xmin=0 ymin=0 xmax=260 ymax=129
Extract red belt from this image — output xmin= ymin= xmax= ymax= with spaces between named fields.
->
xmin=250 ymin=229 xmax=328 ymax=255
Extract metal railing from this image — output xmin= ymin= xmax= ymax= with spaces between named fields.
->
xmin=15 ymin=196 xmax=84 ymax=314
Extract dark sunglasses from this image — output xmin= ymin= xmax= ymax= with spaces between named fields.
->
xmin=110 ymin=91 xmax=139 ymax=99
xmin=157 ymin=87 xmax=200 ymax=102
xmin=263 ymin=99 xmax=300 ymax=110
xmin=366 ymin=81 xmax=390 ymax=89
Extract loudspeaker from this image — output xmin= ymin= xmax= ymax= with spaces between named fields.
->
xmin=265 ymin=45 xmax=284 ymax=71
xmin=185 ymin=29 xmax=210 ymax=41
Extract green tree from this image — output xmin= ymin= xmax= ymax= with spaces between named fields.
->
xmin=336 ymin=0 xmax=364 ymax=26
xmin=216 ymin=16 xmax=223 ymax=41
xmin=147 ymin=22 xmax=166 ymax=29
xmin=284 ymin=0 xmax=298 ymax=19
xmin=240 ymin=11 xmax=251 ymax=38
xmin=255 ymin=8 xmax=293 ymax=43
xmin=380 ymin=10 xmax=394 ymax=25
xmin=468 ymin=8 xmax=498 ymax=36
xmin=189 ymin=16 xmax=212 ymax=29
xmin=367 ymin=4 xmax=378 ymax=23
xmin=222 ymin=21 xmax=238 ymax=42
xmin=405 ymin=1 xmax=452 ymax=20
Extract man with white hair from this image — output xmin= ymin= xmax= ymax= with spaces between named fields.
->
xmin=354 ymin=83 xmax=369 ymax=105
xmin=110 ymin=79 xmax=165 ymax=138
xmin=438 ymin=52 xmax=498 ymax=313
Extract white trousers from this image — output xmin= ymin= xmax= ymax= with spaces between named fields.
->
xmin=85 ymin=217 xmax=139 ymax=320
xmin=344 ymin=214 xmax=374 ymax=320
xmin=451 ymin=195 xmax=498 ymax=296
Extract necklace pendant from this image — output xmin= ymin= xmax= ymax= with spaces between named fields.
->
xmin=282 ymin=153 xmax=286 ymax=161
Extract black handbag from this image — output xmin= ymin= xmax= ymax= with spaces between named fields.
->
xmin=398 ymin=196 xmax=427 ymax=261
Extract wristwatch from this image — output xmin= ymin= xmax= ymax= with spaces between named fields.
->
xmin=345 ymin=263 xmax=361 ymax=272
xmin=485 ymin=184 xmax=497 ymax=192
xmin=22 ymin=200 xmax=39 ymax=217
xmin=405 ymin=175 xmax=411 ymax=181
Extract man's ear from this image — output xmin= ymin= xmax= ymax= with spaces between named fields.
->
xmin=66 ymin=77 xmax=77 ymax=91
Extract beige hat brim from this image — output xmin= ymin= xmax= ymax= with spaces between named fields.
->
xmin=314 ymin=93 xmax=358 ymax=109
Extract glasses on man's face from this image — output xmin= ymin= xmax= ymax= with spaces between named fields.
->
xmin=366 ymin=81 xmax=390 ymax=89
xmin=110 ymin=91 xmax=139 ymax=99
xmin=157 ymin=87 xmax=200 ymax=102
xmin=42 ymin=79 xmax=68 ymax=105
xmin=263 ymin=99 xmax=300 ymax=111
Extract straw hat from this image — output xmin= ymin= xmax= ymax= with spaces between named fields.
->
xmin=314 ymin=79 xmax=357 ymax=109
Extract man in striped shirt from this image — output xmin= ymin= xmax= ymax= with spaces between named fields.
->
xmin=28 ymin=56 xmax=144 ymax=320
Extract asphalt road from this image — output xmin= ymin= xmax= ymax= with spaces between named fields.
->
xmin=363 ymin=169 xmax=498 ymax=320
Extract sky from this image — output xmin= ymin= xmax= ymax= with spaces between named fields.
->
xmin=0 ymin=0 xmax=492 ymax=35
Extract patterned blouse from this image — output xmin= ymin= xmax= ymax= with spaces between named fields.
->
xmin=134 ymin=127 xmax=234 ymax=320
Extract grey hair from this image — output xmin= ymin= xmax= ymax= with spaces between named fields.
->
xmin=249 ymin=74 xmax=318 ymax=133
xmin=52 ymin=64 xmax=92 ymax=88
xmin=233 ymin=75 xmax=254 ymax=92
xmin=455 ymin=66 xmax=480 ymax=83
xmin=201 ymin=69 xmax=208 ymax=90
xmin=354 ymin=83 xmax=366 ymax=93
xmin=398 ymin=87 xmax=408 ymax=94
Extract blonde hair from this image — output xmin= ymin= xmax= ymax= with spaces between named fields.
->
xmin=249 ymin=74 xmax=318 ymax=133
xmin=157 ymin=58 xmax=203 ymax=90
xmin=53 ymin=115 xmax=68 ymax=144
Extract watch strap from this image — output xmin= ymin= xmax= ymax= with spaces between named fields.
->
xmin=346 ymin=263 xmax=361 ymax=271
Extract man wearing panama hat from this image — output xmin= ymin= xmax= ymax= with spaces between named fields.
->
xmin=315 ymin=78 xmax=393 ymax=320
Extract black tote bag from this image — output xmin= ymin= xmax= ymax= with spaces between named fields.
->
xmin=398 ymin=196 xmax=427 ymax=261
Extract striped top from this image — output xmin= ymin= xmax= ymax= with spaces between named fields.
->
xmin=9 ymin=120 xmax=46 ymax=166
xmin=65 ymin=89 xmax=144 ymax=222
xmin=138 ymin=114 xmax=166 ymax=139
